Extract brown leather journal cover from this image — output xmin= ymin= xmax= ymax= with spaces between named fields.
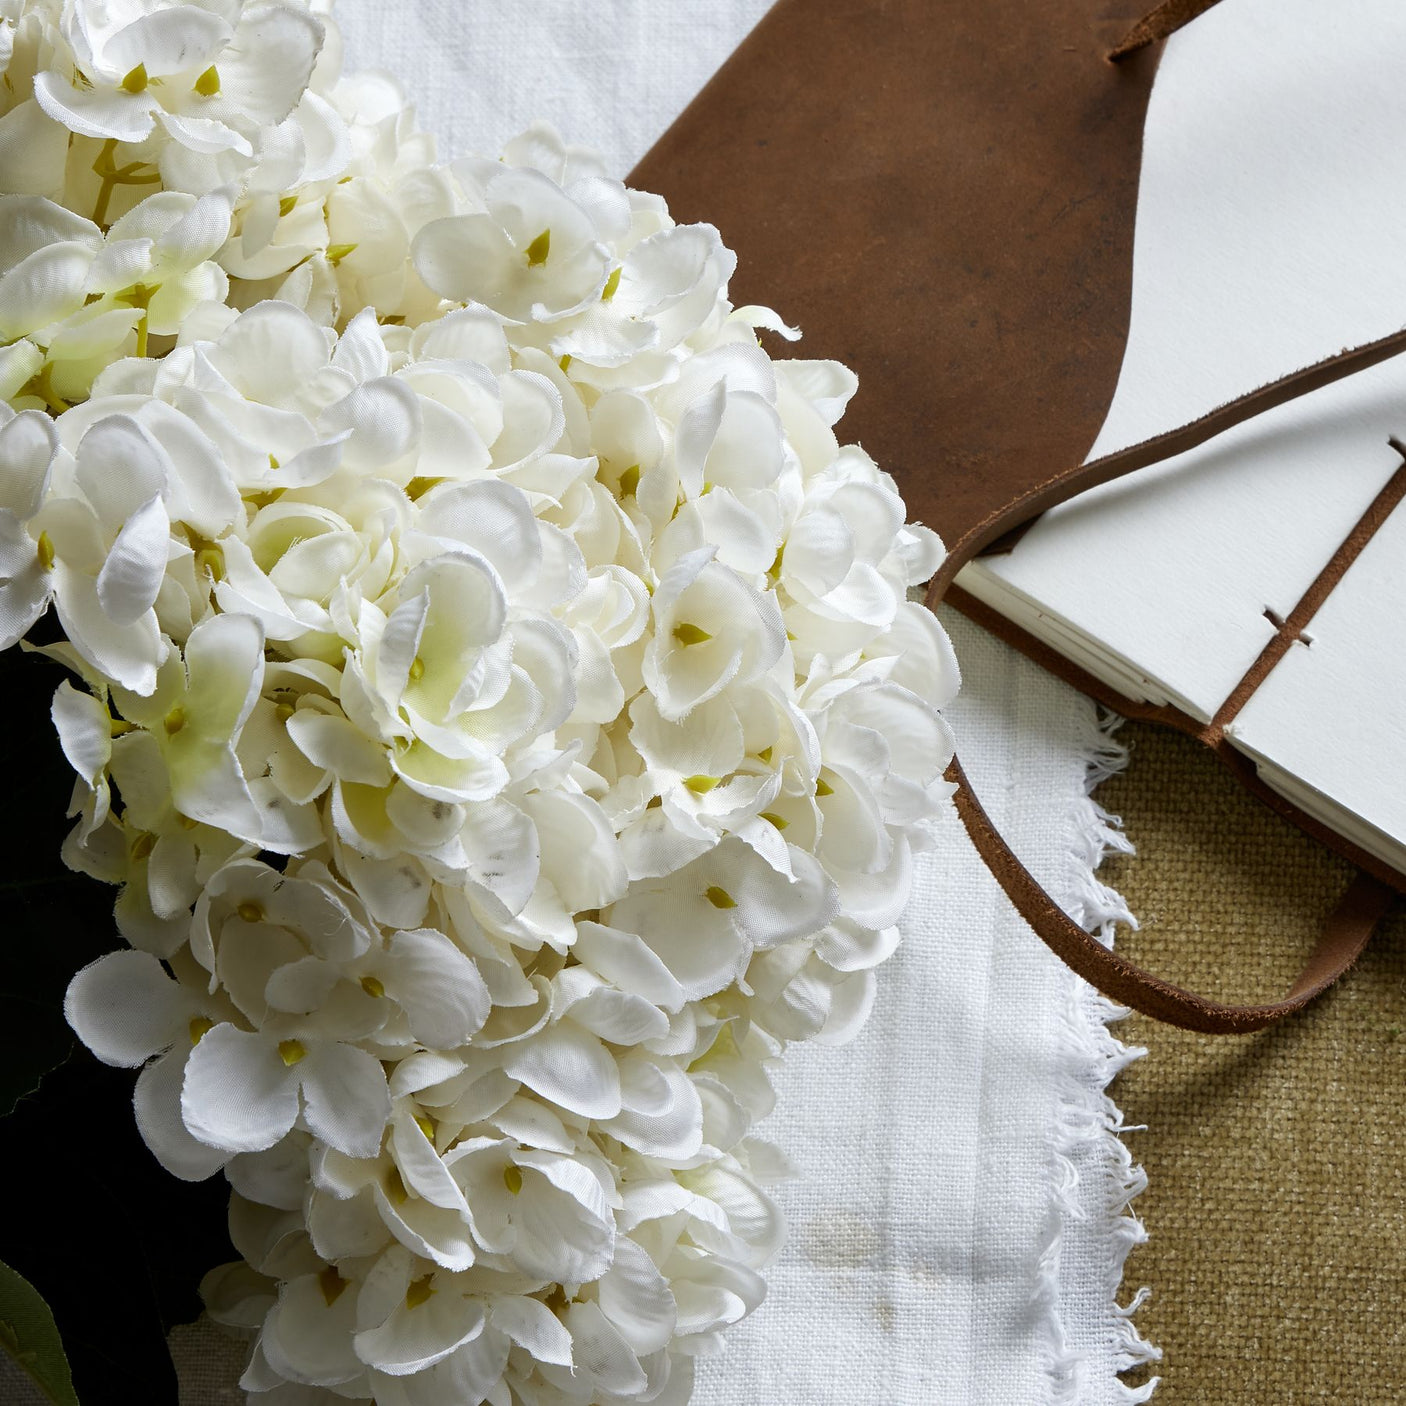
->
xmin=630 ymin=0 xmax=1159 ymax=551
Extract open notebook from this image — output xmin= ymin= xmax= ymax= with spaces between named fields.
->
xmin=956 ymin=0 xmax=1406 ymax=875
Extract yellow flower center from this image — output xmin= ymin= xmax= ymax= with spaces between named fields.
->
xmin=524 ymin=228 xmax=551 ymax=267
xmin=318 ymin=1266 xmax=348 ymax=1306
xmin=194 ymin=544 xmax=224 ymax=582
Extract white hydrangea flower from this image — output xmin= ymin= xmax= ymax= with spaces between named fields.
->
xmin=0 ymin=3 xmax=968 ymax=1398
xmin=32 ymin=0 xmax=326 ymax=158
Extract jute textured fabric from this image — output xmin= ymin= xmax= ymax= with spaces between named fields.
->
xmin=1097 ymin=723 xmax=1406 ymax=1401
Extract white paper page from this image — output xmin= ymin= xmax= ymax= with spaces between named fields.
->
xmin=960 ymin=0 xmax=1406 ymax=723
xmin=1227 ymin=500 xmax=1406 ymax=871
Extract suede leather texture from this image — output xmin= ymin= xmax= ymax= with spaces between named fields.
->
xmin=630 ymin=0 xmax=1159 ymax=549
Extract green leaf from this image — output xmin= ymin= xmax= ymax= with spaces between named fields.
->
xmin=0 ymin=1260 xmax=79 ymax=1404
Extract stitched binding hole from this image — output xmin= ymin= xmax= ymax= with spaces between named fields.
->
xmin=1263 ymin=607 xmax=1313 ymax=647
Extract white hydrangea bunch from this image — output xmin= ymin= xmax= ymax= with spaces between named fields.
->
xmin=3 ymin=0 xmax=960 ymax=1400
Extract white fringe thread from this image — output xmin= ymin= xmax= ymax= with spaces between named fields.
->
xmin=1034 ymin=706 xmax=1162 ymax=1404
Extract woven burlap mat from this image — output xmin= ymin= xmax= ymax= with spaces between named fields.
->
xmin=1095 ymin=721 xmax=1406 ymax=1402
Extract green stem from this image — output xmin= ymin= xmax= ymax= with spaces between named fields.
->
xmin=90 ymin=138 xmax=119 ymax=228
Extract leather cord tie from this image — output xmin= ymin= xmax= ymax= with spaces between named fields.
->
xmin=927 ymin=328 xmax=1406 ymax=1033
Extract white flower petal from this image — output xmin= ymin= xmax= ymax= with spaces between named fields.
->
xmin=572 ymin=922 xmax=687 ymax=1013
xmin=262 ymin=1271 xmax=364 ymax=1387
xmin=377 ymin=928 xmax=491 ymax=1049
xmin=321 ymin=377 xmax=421 ymax=475
xmin=0 ymin=409 xmax=56 ymax=518
xmin=0 ymin=242 xmax=91 ymax=338
xmin=458 ymin=799 xmax=539 ymax=916
xmin=308 ymin=1185 xmax=389 ymax=1262
xmin=51 ymin=680 xmax=110 ymax=790
xmin=32 ymin=72 xmax=156 ymax=144
xmin=152 ymin=187 xmax=235 ymax=268
xmin=599 ymin=1237 xmax=677 ymax=1355
xmin=562 ymin=1301 xmax=646 ymax=1398
xmin=373 ymin=1329 xmax=511 ymax=1406
xmin=500 ymin=1025 xmax=621 ymax=1121
xmin=507 ymin=1153 xmax=615 ymax=1284
xmin=299 ymin=1042 xmax=391 ymax=1159
xmin=263 ymin=956 xmax=340 ymax=1015
xmin=0 ymin=543 xmax=51 ymax=650
xmin=104 ymin=7 xmax=233 ymax=77
xmin=563 ymin=984 xmax=668 ymax=1046
xmin=286 ymin=710 xmax=392 ymax=786
xmin=388 ymin=1111 xmax=467 ymax=1212
xmin=0 ymin=103 xmax=71 ymax=198
xmin=217 ymin=3 xmax=325 ymax=126
xmin=227 ymin=1138 xmax=311 ymax=1213
xmin=489 ymin=1296 xmax=572 ymax=1368
xmin=53 ymin=569 xmax=165 ymax=696
xmin=415 ymin=480 xmax=541 ymax=596
xmin=601 ymin=1061 xmax=704 ymax=1161
xmin=182 ymin=1025 xmax=300 ymax=1153
xmin=521 ymin=791 xmax=627 ymax=913
xmin=353 ymin=1283 xmax=485 ymax=1376
xmin=373 ymin=1186 xmax=477 ymax=1273
xmin=338 ymin=847 xmax=431 ymax=930
xmin=96 ymin=493 xmax=169 ymax=627
xmin=64 ymin=949 xmax=185 ymax=1067
xmin=73 ymin=415 xmax=172 ymax=524
xmin=133 ymin=1047 xmax=228 ymax=1181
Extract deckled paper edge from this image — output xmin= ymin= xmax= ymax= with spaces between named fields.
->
xmin=1038 ymin=710 xmax=1161 ymax=1404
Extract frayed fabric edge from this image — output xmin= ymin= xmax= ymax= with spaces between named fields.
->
xmin=1036 ymin=706 xmax=1162 ymax=1405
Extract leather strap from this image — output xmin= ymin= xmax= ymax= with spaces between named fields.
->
xmin=928 ymin=328 xmax=1406 ymax=1032
xmin=1109 ymin=0 xmax=1224 ymax=61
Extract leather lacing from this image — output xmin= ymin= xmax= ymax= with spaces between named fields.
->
xmin=929 ymin=327 xmax=1406 ymax=1032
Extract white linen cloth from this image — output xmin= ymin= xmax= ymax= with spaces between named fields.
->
xmin=690 ymin=612 xmax=1157 ymax=1405
xmin=1 ymin=5 xmax=1158 ymax=1402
